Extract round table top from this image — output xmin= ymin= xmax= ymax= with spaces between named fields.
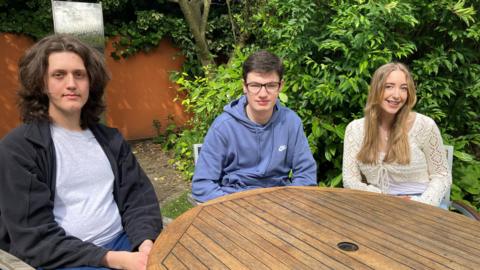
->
xmin=148 ymin=186 xmax=480 ymax=270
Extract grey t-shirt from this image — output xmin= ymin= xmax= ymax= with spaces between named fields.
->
xmin=51 ymin=124 xmax=123 ymax=246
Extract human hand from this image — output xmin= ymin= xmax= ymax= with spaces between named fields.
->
xmin=122 ymin=251 xmax=149 ymax=270
xmin=102 ymin=251 xmax=148 ymax=270
xmin=139 ymin=239 xmax=154 ymax=255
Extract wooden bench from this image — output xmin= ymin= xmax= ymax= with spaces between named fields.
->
xmin=0 ymin=249 xmax=34 ymax=270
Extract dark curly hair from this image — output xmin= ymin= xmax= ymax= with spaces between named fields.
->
xmin=18 ymin=34 xmax=110 ymax=129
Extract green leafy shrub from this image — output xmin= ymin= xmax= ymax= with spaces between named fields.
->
xmin=3 ymin=0 xmax=478 ymax=210
xmin=168 ymin=49 xmax=249 ymax=178
xmin=0 ymin=0 xmax=53 ymax=38
xmin=452 ymin=162 xmax=480 ymax=208
xmin=152 ymin=115 xmax=179 ymax=149
xmin=0 ymin=0 xmax=239 ymax=75
xmin=169 ymin=0 xmax=480 ymax=210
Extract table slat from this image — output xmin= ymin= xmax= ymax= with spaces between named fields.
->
xmin=148 ymin=187 xmax=480 ymax=270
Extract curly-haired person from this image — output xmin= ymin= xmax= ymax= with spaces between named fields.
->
xmin=0 ymin=34 xmax=163 ymax=270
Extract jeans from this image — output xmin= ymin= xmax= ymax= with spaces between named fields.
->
xmin=38 ymin=232 xmax=132 ymax=270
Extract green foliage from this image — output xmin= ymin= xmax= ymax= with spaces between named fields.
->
xmin=152 ymin=115 xmax=180 ymax=150
xmin=109 ymin=10 xmax=171 ymax=59
xmin=3 ymin=0 xmax=479 ymax=209
xmin=168 ymin=49 xmax=248 ymax=178
xmin=169 ymin=0 xmax=480 ymax=210
xmin=451 ymin=162 xmax=480 ymax=208
xmin=0 ymin=0 xmax=239 ymax=74
xmin=0 ymin=0 xmax=53 ymax=38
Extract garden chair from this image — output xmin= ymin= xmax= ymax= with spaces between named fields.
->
xmin=186 ymin=143 xmax=203 ymax=206
xmin=193 ymin=143 xmax=202 ymax=164
xmin=443 ymin=145 xmax=480 ymax=220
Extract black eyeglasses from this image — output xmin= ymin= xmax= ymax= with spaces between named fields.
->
xmin=245 ymin=82 xmax=281 ymax=95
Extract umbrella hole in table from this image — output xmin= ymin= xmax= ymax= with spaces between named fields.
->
xmin=337 ymin=241 xmax=359 ymax=252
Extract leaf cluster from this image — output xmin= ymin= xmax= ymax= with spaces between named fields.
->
xmin=171 ymin=0 xmax=480 ymax=209
xmin=0 ymin=0 xmax=239 ymax=75
xmin=2 ymin=0 xmax=478 ymax=209
xmin=0 ymin=0 xmax=53 ymax=38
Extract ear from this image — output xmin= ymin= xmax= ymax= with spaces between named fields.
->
xmin=242 ymin=79 xmax=248 ymax=94
xmin=278 ymin=80 xmax=285 ymax=92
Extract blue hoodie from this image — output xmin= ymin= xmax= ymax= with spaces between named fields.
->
xmin=192 ymin=96 xmax=317 ymax=202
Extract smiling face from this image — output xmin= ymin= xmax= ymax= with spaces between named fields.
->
xmin=46 ymin=51 xmax=89 ymax=125
xmin=380 ymin=69 xmax=408 ymax=117
xmin=243 ymin=71 xmax=283 ymax=124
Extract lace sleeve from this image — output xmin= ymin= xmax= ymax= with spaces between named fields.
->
xmin=342 ymin=121 xmax=382 ymax=193
xmin=411 ymin=119 xmax=451 ymax=206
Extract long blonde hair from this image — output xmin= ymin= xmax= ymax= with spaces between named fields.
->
xmin=356 ymin=62 xmax=417 ymax=164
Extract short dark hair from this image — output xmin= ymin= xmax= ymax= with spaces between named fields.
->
xmin=242 ymin=50 xmax=284 ymax=81
xmin=18 ymin=34 xmax=110 ymax=129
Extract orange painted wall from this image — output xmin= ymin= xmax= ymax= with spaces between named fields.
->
xmin=0 ymin=34 xmax=34 ymax=137
xmin=0 ymin=33 xmax=188 ymax=140
xmin=104 ymin=38 xmax=188 ymax=140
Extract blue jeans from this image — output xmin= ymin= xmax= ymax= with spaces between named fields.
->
xmin=39 ymin=232 xmax=132 ymax=270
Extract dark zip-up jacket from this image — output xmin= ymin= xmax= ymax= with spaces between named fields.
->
xmin=0 ymin=121 xmax=162 ymax=269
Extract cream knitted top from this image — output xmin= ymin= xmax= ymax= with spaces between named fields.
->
xmin=342 ymin=113 xmax=451 ymax=206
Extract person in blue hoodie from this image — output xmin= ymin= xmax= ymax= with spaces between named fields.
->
xmin=192 ymin=50 xmax=317 ymax=202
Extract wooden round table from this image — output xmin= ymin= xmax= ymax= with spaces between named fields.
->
xmin=148 ymin=187 xmax=480 ymax=269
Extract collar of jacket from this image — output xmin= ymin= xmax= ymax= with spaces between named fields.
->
xmin=23 ymin=121 xmax=110 ymax=148
xmin=22 ymin=120 xmax=53 ymax=148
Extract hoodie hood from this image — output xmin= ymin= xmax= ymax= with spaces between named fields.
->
xmin=223 ymin=95 xmax=282 ymax=130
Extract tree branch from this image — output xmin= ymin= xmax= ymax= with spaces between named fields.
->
xmin=226 ymin=0 xmax=237 ymax=43
xmin=200 ymin=0 xmax=211 ymax=35
xmin=176 ymin=0 xmax=214 ymax=67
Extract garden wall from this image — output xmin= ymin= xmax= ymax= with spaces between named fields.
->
xmin=0 ymin=33 xmax=188 ymax=140
xmin=0 ymin=34 xmax=30 ymax=138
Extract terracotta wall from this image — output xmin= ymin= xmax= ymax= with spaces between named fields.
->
xmin=0 ymin=34 xmax=33 ymax=138
xmin=104 ymin=39 xmax=188 ymax=140
xmin=0 ymin=33 xmax=188 ymax=140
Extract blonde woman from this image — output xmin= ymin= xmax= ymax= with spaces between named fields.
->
xmin=342 ymin=62 xmax=451 ymax=207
